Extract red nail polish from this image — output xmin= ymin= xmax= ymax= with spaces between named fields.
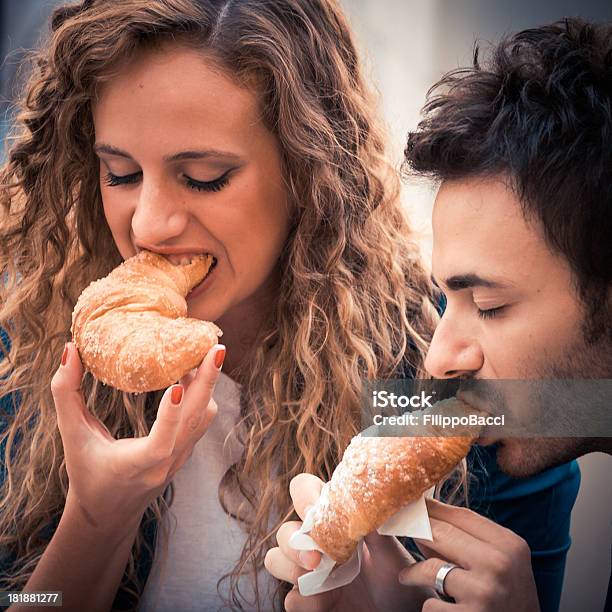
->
xmin=171 ymin=385 xmax=184 ymax=405
xmin=214 ymin=346 xmax=226 ymax=370
xmin=61 ymin=344 xmax=69 ymax=366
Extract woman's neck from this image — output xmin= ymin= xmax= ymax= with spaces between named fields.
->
xmin=215 ymin=269 xmax=280 ymax=380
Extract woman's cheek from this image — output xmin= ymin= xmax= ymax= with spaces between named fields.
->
xmin=102 ymin=192 xmax=133 ymax=253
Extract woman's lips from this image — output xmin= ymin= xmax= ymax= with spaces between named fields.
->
xmin=187 ymin=258 xmax=218 ymax=300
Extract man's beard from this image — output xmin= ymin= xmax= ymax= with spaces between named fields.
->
xmin=494 ymin=326 xmax=612 ymax=478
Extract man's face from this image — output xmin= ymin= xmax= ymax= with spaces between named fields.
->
xmin=426 ymin=176 xmax=609 ymax=477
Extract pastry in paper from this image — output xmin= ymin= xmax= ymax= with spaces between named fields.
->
xmin=309 ymin=398 xmax=483 ymax=564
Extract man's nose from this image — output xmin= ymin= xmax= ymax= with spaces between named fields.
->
xmin=425 ymin=313 xmax=483 ymax=378
xmin=131 ymin=177 xmax=188 ymax=243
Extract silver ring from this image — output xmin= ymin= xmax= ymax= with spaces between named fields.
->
xmin=434 ymin=562 xmax=458 ymax=597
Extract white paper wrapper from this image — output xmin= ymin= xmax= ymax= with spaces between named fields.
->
xmin=289 ymin=484 xmax=435 ymax=596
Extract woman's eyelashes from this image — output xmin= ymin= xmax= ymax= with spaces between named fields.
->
xmin=103 ymin=171 xmax=141 ymax=187
xmin=102 ymin=169 xmax=232 ymax=192
xmin=477 ymin=305 xmax=505 ymax=320
xmin=184 ymin=169 xmax=231 ymax=192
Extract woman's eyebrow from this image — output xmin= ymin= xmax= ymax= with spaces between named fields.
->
xmin=93 ymin=143 xmax=242 ymax=163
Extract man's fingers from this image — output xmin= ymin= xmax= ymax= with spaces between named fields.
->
xmin=425 ymin=499 xmax=520 ymax=548
xmin=289 ymin=473 xmax=324 ymax=520
xmin=399 ymin=557 xmax=468 ymax=600
xmin=419 ymin=599 xmax=459 ymax=612
xmin=276 ymin=521 xmax=322 ymax=570
xmin=264 ymin=547 xmax=309 ymax=585
xmin=414 ymin=517 xmax=493 ymax=570
xmin=284 ymin=586 xmax=336 ymax=612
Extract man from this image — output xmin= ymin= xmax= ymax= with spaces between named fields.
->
xmin=264 ymin=17 xmax=611 ymax=611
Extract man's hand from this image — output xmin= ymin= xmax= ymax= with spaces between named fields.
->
xmin=399 ymin=498 xmax=540 ymax=611
xmin=265 ymin=473 xmax=433 ymax=611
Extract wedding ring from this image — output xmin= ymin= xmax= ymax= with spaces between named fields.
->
xmin=434 ymin=562 xmax=458 ymax=598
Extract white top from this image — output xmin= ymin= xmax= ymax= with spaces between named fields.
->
xmin=139 ymin=371 xmax=277 ymax=611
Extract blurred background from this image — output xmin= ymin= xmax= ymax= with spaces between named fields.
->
xmin=1 ymin=1 xmax=611 ymax=610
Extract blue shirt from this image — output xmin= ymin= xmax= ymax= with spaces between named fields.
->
xmin=0 ymin=327 xmax=580 ymax=611
xmin=467 ymin=445 xmax=580 ymax=612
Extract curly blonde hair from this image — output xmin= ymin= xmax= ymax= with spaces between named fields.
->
xmin=0 ymin=0 xmax=439 ymax=609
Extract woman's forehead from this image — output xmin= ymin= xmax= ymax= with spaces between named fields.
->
xmin=92 ymin=45 xmax=268 ymax=156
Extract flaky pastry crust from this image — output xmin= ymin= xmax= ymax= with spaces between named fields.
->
xmin=309 ymin=399 xmax=482 ymax=564
xmin=71 ymin=250 xmax=221 ymax=393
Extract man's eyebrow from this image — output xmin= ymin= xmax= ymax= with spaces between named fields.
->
xmin=93 ymin=143 xmax=242 ymax=163
xmin=432 ymin=273 xmax=511 ymax=291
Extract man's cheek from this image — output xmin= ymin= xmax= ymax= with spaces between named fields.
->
xmin=496 ymin=440 xmax=536 ymax=478
xmin=497 ymin=438 xmax=563 ymax=478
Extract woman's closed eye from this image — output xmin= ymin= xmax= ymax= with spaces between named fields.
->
xmin=102 ymin=169 xmax=232 ymax=193
xmin=103 ymin=170 xmax=141 ymax=187
xmin=477 ymin=305 xmax=506 ymax=320
xmin=184 ymin=169 xmax=231 ymax=192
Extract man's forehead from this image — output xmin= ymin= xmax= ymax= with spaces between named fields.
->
xmin=431 ymin=177 xmax=546 ymax=285
xmin=431 ymin=272 xmax=515 ymax=291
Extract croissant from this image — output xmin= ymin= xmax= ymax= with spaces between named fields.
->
xmin=309 ymin=398 xmax=483 ymax=564
xmin=71 ymin=250 xmax=222 ymax=393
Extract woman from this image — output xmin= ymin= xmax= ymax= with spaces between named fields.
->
xmin=0 ymin=1 xmax=437 ymax=609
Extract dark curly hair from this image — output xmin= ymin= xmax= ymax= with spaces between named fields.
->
xmin=403 ymin=17 xmax=612 ymax=342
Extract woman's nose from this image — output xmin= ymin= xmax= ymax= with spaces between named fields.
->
xmin=131 ymin=177 xmax=188 ymax=244
xmin=425 ymin=314 xmax=484 ymax=379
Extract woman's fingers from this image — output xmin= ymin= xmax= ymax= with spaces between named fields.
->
xmin=146 ymin=383 xmax=185 ymax=460
xmin=173 ymin=344 xmax=224 ymax=447
xmin=50 ymin=342 xmax=90 ymax=441
xmin=178 ymin=367 xmax=198 ymax=388
xmin=186 ymin=344 xmax=225 ymax=400
xmin=289 ymin=473 xmax=324 ymax=520
xmin=148 ymin=344 xmax=224 ymax=461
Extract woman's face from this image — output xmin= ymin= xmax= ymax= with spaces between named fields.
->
xmin=93 ymin=45 xmax=291 ymax=325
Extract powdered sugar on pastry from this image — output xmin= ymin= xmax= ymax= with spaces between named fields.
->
xmin=71 ymin=250 xmax=222 ymax=393
xmin=309 ymin=398 xmax=482 ymax=564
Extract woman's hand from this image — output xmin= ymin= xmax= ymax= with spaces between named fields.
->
xmin=264 ymin=473 xmax=432 ymax=612
xmin=399 ymin=498 xmax=540 ymax=611
xmin=50 ymin=341 xmax=225 ymax=532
